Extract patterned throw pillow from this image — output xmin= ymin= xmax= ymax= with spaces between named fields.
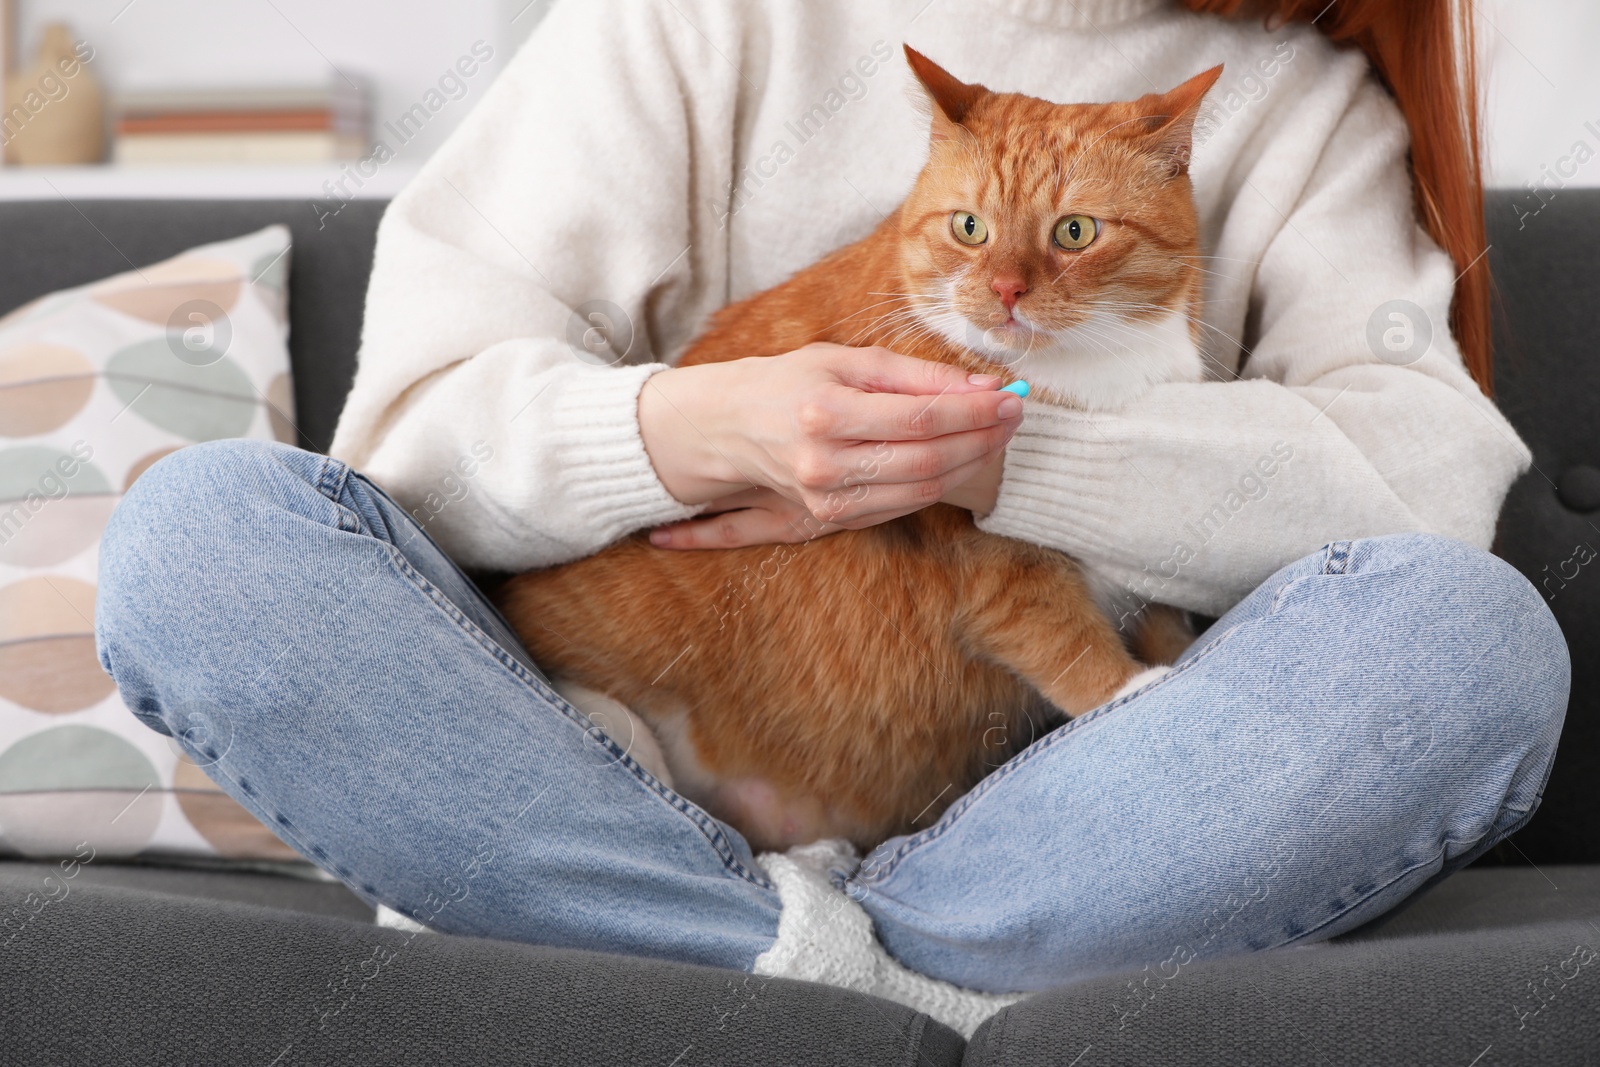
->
xmin=0 ymin=225 xmax=304 ymax=863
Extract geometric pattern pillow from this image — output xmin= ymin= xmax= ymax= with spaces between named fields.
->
xmin=0 ymin=224 xmax=303 ymax=863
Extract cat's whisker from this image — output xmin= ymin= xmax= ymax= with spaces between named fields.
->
xmin=1042 ymin=320 xmax=1149 ymax=394
xmin=1078 ymin=298 xmax=1252 ymax=367
xmin=1177 ymin=254 xmax=1263 ymax=267
xmin=1075 ymin=306 xmax=1245 ymax=384
xmin=839 ymin=305 xmax=921 ymax=333
xmin=1177 ymin=261 xmax=1230 ymax=282
xmin=838 ymin=303 xmax=932 ymax=346
xmin=1022 ymin=317 xmax=1041 ymax=362
xmin=880 ymin=318 xmax=943 ymax=355
xmin=849 ymin=303 xmax=930 ymax=347
xmin=827 ymin=296 xmax=914 ymax=324
xmin=844 ymin=307 xmax=934 ymax=348
xmin=826 ymin=302 xmax=918 ymax=340
xmin=875 ymin=320 xmax=919 ymax=350
xmin=1066 ymin=320 xmax=1141 ymax=372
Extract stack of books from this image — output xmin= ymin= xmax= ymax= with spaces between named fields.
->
xmin=112 ymin=78 xmax=368 ymax=165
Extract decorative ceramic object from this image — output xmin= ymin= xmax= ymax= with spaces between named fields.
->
xmin=2 ymin=23 xmax=104 ymax=165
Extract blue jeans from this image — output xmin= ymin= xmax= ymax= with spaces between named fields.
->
xmin=95 ymin=440 xmax=1570 ymax=993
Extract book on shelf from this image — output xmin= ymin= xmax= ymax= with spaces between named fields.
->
xmin=111 ymin=77 xmax=369 ymax=165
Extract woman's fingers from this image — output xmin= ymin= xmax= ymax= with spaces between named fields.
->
xmin=795 ymin=343 xmax=1018 ymax=441
xmin=692 ymin=486 xmax=773 ymax=513
xmin=651 ymin=440 xmax=1009 ymax=549
xmin=816 ymin=385 xmax=1021 ymax=442
xmin=833 ymin=418 xmax=1016 ymax=487
xmin=641 ymin=343 xmax=1023 ymax=528
xmin=844 ymin=449 xmax=1004 ymax=525
xmin=650 ymin=500 xmax=843 ymax=549
xmin=648 ymin=509 xmax=789 ymax=549
xmin=787 ymin=408 xmax=1019 ymax=521
xmin=828 ymin=344 xmax=999 ymax=398
xmin=805 ymin=455 xmax=991 ymax=524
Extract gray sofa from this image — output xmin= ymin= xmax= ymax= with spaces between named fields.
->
xmin=1 ymin=194 xmax=1595 ymax=1065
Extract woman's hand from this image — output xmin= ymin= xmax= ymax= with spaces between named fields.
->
xmin=638 ymin=342 xmax=1021 ymax=548
xmin=650 ymin=451 xmax=1007 ymax=549
xmin=649 ymin=487 xmax=840 ymax=548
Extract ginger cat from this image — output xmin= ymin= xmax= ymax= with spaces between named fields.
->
xmin=498 ymin=48 xmax=1222 ymax=852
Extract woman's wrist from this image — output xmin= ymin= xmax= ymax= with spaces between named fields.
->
xmin=637 ymin=362 xmax=755 ymax=506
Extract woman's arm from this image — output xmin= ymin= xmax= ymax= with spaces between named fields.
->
xmin=971 ymin=75 xmax=1531 ymax=617
xmin=328 ymin=0 xmax=720 ymax=571
xmin=330 ymin=0 xmax=1015 ymax=571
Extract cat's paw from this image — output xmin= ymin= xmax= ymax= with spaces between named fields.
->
xmin=1111 ymin=665 xmax=1171 ymax=703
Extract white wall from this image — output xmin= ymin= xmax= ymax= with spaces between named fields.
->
xmin=1478 ymin=0 xmax=1600 ymax=189
xmin=9 ymin=0 xmax=551 ymax=162
xmin=3 ymin=0 xmax=1595 ymax=188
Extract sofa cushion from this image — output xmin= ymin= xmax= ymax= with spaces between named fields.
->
xmin=0 ymin=200 xmax=384 ymax=453
xmin=965 ymin=866 xmax=1600 ymax=1066
xmin=0 ymin=856 xmax=373 ymax=923
xmin=0 ymin=224 xmax=312 ymax=864
xmin=0 ymin=860 xmax=964 ymax=1067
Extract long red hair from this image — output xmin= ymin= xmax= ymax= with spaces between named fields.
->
xmin=1181 ymin=0 xmax=1492 ymax=393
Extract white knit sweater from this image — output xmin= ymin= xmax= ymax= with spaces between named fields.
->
xmin=345 ymin=0 xmax=1530 ymax=1031
xmin=332 ymin=0 xmax=1528 ymax=616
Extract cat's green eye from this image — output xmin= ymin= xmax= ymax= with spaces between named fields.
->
xmin=951 ymin=211 xmax=988 ymax=246
xmin=1053 ymin=214 xmax=1099 ymax=251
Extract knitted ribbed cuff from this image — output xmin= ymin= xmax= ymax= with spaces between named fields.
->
xmin=543 ymin=361 xmax=704 ymax=545
xmin=972 ymin=403 xmax=1130 ymax=559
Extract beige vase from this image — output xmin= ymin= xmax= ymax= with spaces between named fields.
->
xmin=3 ymin=23 xmax=105 ymax=165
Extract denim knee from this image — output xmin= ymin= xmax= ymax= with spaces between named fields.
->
xmin=95 ymin=440 xmax=330 ymax=730
xmin=99 ymin=440 xmax=286 ymax=618
xmin=1333 ymin=533 xmax=1570 ymax=840
xmin=1339 ymin=532 xmax=1570 ymax=713
xmin=117 ymin=439 xmax=326 ymax=524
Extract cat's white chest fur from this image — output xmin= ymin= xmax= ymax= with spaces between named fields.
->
xmin=1007 ymin=309 xmax=1204 ymax=410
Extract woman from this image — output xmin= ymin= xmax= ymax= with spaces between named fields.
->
xmin=96 ymin=0 xmax=1569 ymax=1033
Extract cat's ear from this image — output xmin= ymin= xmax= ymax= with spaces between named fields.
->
xmin=1136 ymin=64 xmax=1224 ymax=177
xmin=904 ymin=44 xmax=987 ymax=139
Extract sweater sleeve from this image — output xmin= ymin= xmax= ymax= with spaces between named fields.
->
xmin=328 ymin=0 xmax=740 ymax=571
xmin=975 ymin=73 xmax=1531 ymax=617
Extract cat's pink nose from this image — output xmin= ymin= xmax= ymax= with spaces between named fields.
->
xmin=991 ymin=274 xmax=1028 ymax=311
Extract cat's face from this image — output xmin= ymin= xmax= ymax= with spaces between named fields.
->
xmin=897 ymin=49 xmax=1222 ymax=410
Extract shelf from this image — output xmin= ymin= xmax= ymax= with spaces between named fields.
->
xmin=0 ymin=162 xmax=420 ymax=201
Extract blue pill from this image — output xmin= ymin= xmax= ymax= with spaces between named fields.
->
xmin=1000 ymin=380 xmax=1030 ymax=398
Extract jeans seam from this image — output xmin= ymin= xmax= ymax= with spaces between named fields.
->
xmin=378 ymin=529 xmax=773 ymax=892
xmin=855 ymin=632 xmax=1233 ymax=888
xmin=1274 ymin=846 xmax=1446 ymax=949
xmin=315 ymin=455 xmax=353 ymax=519
xmin=1264 ymin=540 xmax=1351 ymax=614
xmin=1276 ymin=801 xmax=1543 ymax=950
xmin=183 ymin=754 xmax=346 ymax=882
xmin=308 ymin=453 xmax=772 ymax=892
xmin=1323 ymin=540 xmax=1353 ymax=576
